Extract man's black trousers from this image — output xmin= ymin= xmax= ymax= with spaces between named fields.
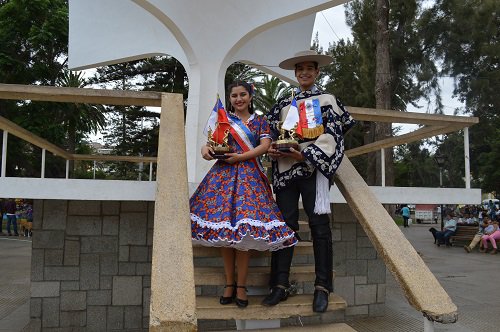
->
xmin=270 ymin=172 xmax=333 ymax=292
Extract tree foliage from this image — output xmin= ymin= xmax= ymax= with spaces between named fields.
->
xmin=421 ymin=0 xmax=500 ymax=194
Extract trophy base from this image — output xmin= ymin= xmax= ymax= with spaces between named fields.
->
xmin=211 ymin=147 xmax=233 ymax=159
xmin=273 ymin=140 xmax=299 ymax=152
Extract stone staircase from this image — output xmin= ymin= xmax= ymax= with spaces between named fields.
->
xmin=192 ymin=220 xmax=350 ymax=330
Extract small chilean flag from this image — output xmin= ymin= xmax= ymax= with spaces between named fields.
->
xmin=203 ymin=95 xmax=230 ymax=145
xmin=282 ymin=97 xmax=302 ymax=137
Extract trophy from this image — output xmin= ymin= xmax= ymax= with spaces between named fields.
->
xmin=272 ymin=121 xmax=299 ymax=152
xmin=207 ymin=127 xmax=233 ymax=159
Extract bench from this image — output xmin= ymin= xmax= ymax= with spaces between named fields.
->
xmin=450 ymin=225 xmax=478 ymax=245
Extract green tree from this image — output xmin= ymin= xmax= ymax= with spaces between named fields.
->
xmin=421 ymin=0 xmax=500 ymax=194
xmin=336 ymin=0 xmax=441 ymax=186
xmin=253 ymin=75 xmax=292 ymax=115
xmin=56 ymin=70 xmax=106 ymax=176
xmin=394 ymin=142 xmax=439 ymax=187
xmin=0 ymin=0 xmax=69 ymax=177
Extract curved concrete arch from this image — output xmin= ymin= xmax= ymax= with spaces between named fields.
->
xmin=223 ymin=14 xmax=319 ymax=86
xmin=131 ymin=0 xmax=196 ymax=69
xmin=68 ymin=0 xmax=188 ymax=71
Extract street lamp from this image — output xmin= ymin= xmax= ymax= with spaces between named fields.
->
xmin=434 ymin=153 xmax=446 ymax=229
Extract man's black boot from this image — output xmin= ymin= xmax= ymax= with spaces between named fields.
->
xmin=262 ymin=287 xmax=288 ymax=306
xmin=312 ymin=289 xmax=329 ymax=313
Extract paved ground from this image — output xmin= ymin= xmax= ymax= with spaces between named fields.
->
xmin=0 ymin=235 xmax=31 ymax=332
xmin=347 ymin=224 xmax=500 ymax=332
xmin=0 ymin=224 xmax=499 ymax=331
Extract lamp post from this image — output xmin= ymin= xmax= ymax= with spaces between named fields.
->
xmin=434 ymin=154 xmax=445 ymax=230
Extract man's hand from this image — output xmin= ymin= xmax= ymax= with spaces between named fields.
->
xmin=279 ymin=147 xmax=305 ymax=162
xmin=267 ymin=146 xmax=282 ymax=160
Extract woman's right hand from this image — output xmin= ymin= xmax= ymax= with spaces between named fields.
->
xmin=201 ymin=145 xmax=215 ymax=160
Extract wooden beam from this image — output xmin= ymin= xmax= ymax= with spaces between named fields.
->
xmin=73 ymin=154 xmax=157 ymax=163
xmin=0 ymin=83 xmax=163 ymax=107
xmin=347 ymin=106 xmax=478 ymax=126
xmin=346 ymin=124 xmax=463 ymax=157
xmin=0 ymin=116 xmax=72 ymax=159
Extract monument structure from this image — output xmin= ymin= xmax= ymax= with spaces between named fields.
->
xmin=68 ymin=0 xmax=349 ymax=183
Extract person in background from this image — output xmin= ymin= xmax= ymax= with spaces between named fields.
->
xmin=488 ymin=200 xmax=496 ymax=220
xmin=4 ymin=198 xmax=19 ymax=236
xmin=434 ymin=210 xmax=457 ymax=247
xmin=401 ymin=204 xmax=411 ymax=228
xmin=464 ymin=216 xmax=491 ymax=253
xmin=480 ymin=218 xmax=500 ymax=255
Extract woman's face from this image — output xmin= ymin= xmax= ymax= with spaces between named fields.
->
xmin=229 ymin=85 xmax=252 ymax=113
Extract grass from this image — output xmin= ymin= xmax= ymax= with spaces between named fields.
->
xmin=394 ymin=215 xmax=403 ymax=226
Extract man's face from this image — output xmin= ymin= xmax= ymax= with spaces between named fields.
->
xmin=294 ymin=61 xmax=319 ymax=90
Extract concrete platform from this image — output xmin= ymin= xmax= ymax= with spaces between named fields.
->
xmin=1 ymin=225 xmax=500 ymax=331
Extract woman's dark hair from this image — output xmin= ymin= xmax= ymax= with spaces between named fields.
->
xmin=227 ymin=81 xmax=255 ymax=114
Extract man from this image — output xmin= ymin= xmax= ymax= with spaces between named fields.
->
xmin=4 ymin=198 xmax=18 ymax=236
xmin=401 ymin=204 xmax=411 ymax=228
xmin=263 ymin=50 xmax=354 ymax=312
xmin=434 ymin=210 xmax=457 ymax=246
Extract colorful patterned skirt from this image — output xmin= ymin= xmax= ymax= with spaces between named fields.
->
xmin=190 ymin=160 xmax=297 ymax=251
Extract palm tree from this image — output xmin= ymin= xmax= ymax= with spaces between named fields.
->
xmin=253 ymin=75 xmax=292 ymax=115
xmin=56 ymin=70 xmax=107 ymax=176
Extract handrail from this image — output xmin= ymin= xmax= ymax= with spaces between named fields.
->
xmin=0 ymin=114 xmax=156 ymax=164
xmin=347 ymin=106 xmax=478 ymax=126
xmin=335 ymin=157 xmax=458 ymax=323
xmin=0 ymin=116 xmax=72 ymax=159
xmin=0 ymin=83 xmax=162 ymax=107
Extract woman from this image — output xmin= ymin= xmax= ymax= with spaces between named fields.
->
xmin=480 ymin=218 xmax=500 ymax=254
xmin=190 ymin=81 xmax=297 ymax=308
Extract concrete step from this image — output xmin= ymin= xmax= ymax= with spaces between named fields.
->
xmin=239 ymin=322 xmax=357 ymax=331
xmin=196 ymin=293 xmax=347 ymax=320
xmin=195 ymin=265 xmax=329 ymax=286
xmin=193 ymin=241 xmax=314 ymax=257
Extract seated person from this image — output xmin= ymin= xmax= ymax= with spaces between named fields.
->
xmin=434 ymin=210 xmax=457 ymax=246
xmin=463 ymin=214 xmax=476 ymax=225
xmin=480 ymin=218 xmax=500 ymax=254
xmin=464 ymin=216 xmax=491 ymax=253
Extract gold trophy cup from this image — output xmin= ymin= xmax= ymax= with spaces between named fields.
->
xmin=207 ymin=127 xmax=233 ymax=159
xmin=272 ymin=122 xmax=299 ymax=152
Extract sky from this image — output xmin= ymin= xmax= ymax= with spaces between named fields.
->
xmin=312 ymin=5 xmax=466 ymax=134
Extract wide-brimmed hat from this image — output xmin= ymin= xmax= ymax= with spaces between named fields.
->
xmin=279 ymin=50 xmax=333 ymax=70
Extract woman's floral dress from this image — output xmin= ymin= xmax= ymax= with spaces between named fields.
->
xmin=190 ymin=114 xmax=297 ymax=251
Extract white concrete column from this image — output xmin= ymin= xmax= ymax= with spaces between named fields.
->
xmin=424 ymin=317 xmax=435 ymax=332
xmin=464 ymin=127 xmax=470 ymax=189
xmin=41 ymin=149 xmax=46 ymax=179
xmin=185 ymin=62 xmax=227 ymax=183
xmin=149 ymin=162 xmax=153 ymax=181
xmin=381 ymin=148 xmax=386 ymax=187
xmin=1 ymin=130 xmax=7 ymax=177
xmin=150 ymin=93 xmax=196 ymax=331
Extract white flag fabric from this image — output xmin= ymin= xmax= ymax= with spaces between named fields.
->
xmin=282 ymin=97 xmax=299 ymax=131
xmin=203 ymin=96 xmax=224 ymax=137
